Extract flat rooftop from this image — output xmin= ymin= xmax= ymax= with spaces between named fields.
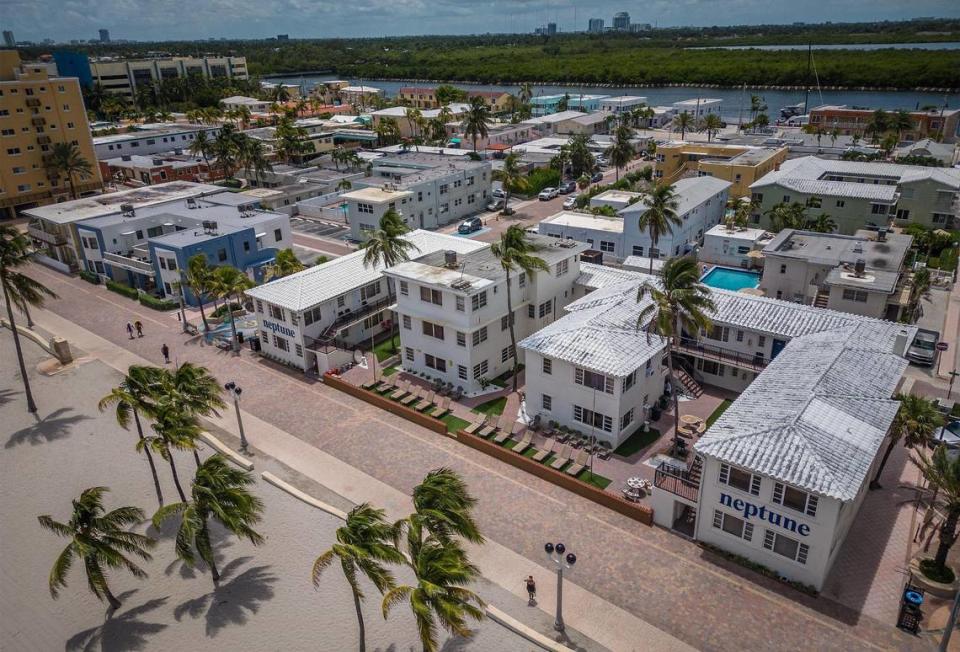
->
xmin=24 ymin=182 xmax=225 ymax=224
xmin=102 ymin=154 xmax=207 ymax=170
xmin=725 ymin=147 xmax=783 ymax=166
xmin=93 ymin=124 xmax=215 ymax=146
xmin=341 ymin=187 xmax=414 ymax=203
xmin=705 ymin=224 xmax=774 ymax=242
xmin=762 ymin=228 xmax=911 ymax=273
xmin=77 ymin=195 xmax=280 ymax=231
xmin=540 ymin=211 xmax=623 ymax=234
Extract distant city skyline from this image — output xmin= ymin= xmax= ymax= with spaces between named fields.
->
xmin=2 ymin=1 xmax=960 ymax=43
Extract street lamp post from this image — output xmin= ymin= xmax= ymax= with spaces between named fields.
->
xmin=948 ymin=370 xmax=960 ymax=400
xmin=224 ymin=382 xmax=249 ymax=454
xmin=544 ymin=542 xmax=577 ymax=632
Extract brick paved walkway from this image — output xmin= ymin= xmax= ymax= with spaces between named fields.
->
xmin=21 ymin=262 xmax=929 ymax=652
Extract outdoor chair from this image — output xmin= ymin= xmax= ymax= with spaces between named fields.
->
xmin=390 ymin=380 xmax=411 ymax=400
xmin=378 ymin=377 xmax=399 ymax=394
xmin=550 ymin=445 xmax=573 ymax=471
xmin=598 ymin=442 xmax=613 ymax=460
xmin=463 ymin=415 xmax=487 ymax=435
xmin=429 ymin=396 xmax=451 ymax=419
xmin=556 ymin=431 xmax=569 ymax=443
xmin=479 ymin=412 xmax=505 ymax=439
xmin=361 ymin=379 xmax=381 ymax=391
xmin=496 ymin=420 xmax=524 ymax=445
xmin=417 ymin=391 xmax=436 ymax=412
xmin=512 ymin=430 xmax=533 ymax=455
xmin=532 ymin=440 xmax=555 ymax=463
xmin=621 ymin=487 xmax=641 ymax=502
xmin=453 ymin=386 xmax=464 ymax=400
xmin=565 ymin=450 xmax=590 ymax=477
xmin=401 ymin=387 xmax=423 ymax=407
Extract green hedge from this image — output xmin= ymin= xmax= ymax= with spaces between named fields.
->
xmin=79 ymin=270 xmax=100 ymax=285
xmin=210 ymin=302 xmax=243 ymax=318
xmin=525 ymin=168 xmax=561 ymax=195
xmin=106 ymin=280 xmax=139 ymax=299
xmin=139 ymin=294 xmax=178 ymax=311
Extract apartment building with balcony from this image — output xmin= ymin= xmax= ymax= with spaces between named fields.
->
xmin=245 ymin=230 xmax=486 ymax=373
xmin=93 ymin=123 xmax=221 ymax=158
xmin=341 ymin=152 xmax=492 ymax=239
xmin=529 ymin=94 xmax=608 ymax=117
xmin=383 ymin=236 xmax=588 ymax=395
xmin=808 ymin=104 xmax=960 ymax=144
xmin=599 ymin=96 xmax=649 ymax=115
xmin=98 ymin=153 xmax=222 ymax=186
xmin=0 ymin=50 xmax=102 ymax=219
xmin=652 ymin=142 xmax=787 ymax=197
xmin=88 ymin=56 xmax=248 ymax=99
xmin=700 ymin=223 xmax=774 ymax=268
xmin=749 ymin=156 xmax=960 ymax=233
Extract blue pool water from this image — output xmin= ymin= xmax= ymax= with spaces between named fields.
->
xmin=701 ymin=266 xmax=761 ymax=292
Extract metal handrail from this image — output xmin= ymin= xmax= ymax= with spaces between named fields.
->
xmin=654 ymin=462 xmax=700 ymax=501
xmin=672 ymin=336 xmax=768 ymax=371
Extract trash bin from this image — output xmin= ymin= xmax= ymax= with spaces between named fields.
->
xmin=897 ymin=585 xmax=924 ymax=634
xmin=237 ymin=332 xmax=245 ymax=344
xmin=249 ymin=338 xmax=261 ymax=352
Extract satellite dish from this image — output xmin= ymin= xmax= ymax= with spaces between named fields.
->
xmin=353 ymin=349 xmax=364 ymax=364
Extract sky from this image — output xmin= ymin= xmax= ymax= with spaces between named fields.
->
xmin=2 ymin=0 xmax=960 ymax=42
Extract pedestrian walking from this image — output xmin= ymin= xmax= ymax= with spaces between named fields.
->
xmin=126 ymin=322 xmax=134 ymax=339
xmin=524 ymin=575 xmax=537 ymax=604
xmin=134 ymin=320 xmax=143 ymax=338
xmin=161 ymin=343 xmax=170 ymax=364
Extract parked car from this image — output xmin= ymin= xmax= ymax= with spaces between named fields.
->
xmin=486 ymin=198 xmax=505 ymax=212
xmin=934 ymin=420 xmax=960 ymax=460
xmin=595 ymin=156 xmax=609 ymax=168
xmin=457 ymin=217 xmax=483 ymax=234
xmin=591 ymin=171 xmax=604 ymax=183
xmin=538 ymin=187 xmax=559 ymax=201
xmin=907 ymin=328 xmax=939 ymax=366
xmin=559 ymin=180 xmax=577 ymax=194
xmin=562 ymin=194 xmax=579 ymax=210
xmin=492 ymin=187 xmax=506 ymax=199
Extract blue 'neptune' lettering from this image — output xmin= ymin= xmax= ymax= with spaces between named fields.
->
xmin=719 ymin=493 xmax=811 ymax=537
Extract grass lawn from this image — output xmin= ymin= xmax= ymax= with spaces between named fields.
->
xmin=373 ymin=334 xmax=401 ymax=362
xmin=613 ymin=426 xmax=661 ymax=457
xmin=382 ymin=365 xmax=399 ymax=377
xmin=441 ymin=414 xmax=470 ymax=434
xmin=577 ymin=470 xmax=613 ymax=490
xmin=488 ymin=364 xmax=524 ymax=389
xmin=471 ymin=396 xmax=507 ymax=417
xmin=706 ymin=399 xmax=733 ymax=428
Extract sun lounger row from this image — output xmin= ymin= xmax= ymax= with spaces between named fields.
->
xmin=356 ymin=378 xmax=452 ymax=419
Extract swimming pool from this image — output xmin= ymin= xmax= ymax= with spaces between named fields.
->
xmin=701 ymin=266 xmax=761 ymax=292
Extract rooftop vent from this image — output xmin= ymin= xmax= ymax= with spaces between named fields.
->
xmin=120 ymin=203 xmax=135 ymax=217
xmin=852 ymin=242 xmax=863 ymax=253
xmin=557 ymin=238 xmax=578 ymax=248
xmin=878 ymin=228 xmax=888 ymax=242
xmin=201 ymin=220 xmax=218 ymax=234
xmin=451 ymin=279 xmax=473 ymax=290
xmin=152 ymin=158 xmax=164 ymax=166
xmin=854 ymin=258 xmax=866 ymax=277
xmin=444 ymin=250 xmax=458 ymax=268
xmin=186 ymin=197 xmax=197 ymax=208
xmin=120 ymin=155 xmax=132 ymax=162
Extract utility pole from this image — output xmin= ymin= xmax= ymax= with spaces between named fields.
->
xmin=803 ymin=42 xmax=812 ymax=115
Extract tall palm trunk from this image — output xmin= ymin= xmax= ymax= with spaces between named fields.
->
xmin=196 ymin=294 xmax=210 ymax=332
xmin=204 ymin=524 xmax=221 ymax=583
xmin=870 ymin=436 xmax=899 ymax=489
xmin=21 ymin=300 xmax=33 ymax=328
xmin=67 ymin=172 xmax=78 ymax=200
xmin=504 ymin=268 xmax=521 ymax=393
xmin=228 ymin=292 xmax=240 ymax=353
xmin=133 ymin=410 xmax=164 ymax=505
xmin=669 ymin=315 xmax=681 ymax=449
xmin=352 ymin=588 xmax=367 ymax=652
xmin=165 ymin=445 xmax=188 ymax=502
xmin=649 ymin=235 xmax=658 ymax=276
xmin=3 ymin=282 xmax=37 ymax=413
xmin=934 ymin=507 xmax=960 ymax=571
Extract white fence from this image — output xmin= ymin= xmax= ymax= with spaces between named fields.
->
xmin=32 ymin=254 xmax=72 ymax=274
xmin=298 ymin=191 xmax=349 ymax=223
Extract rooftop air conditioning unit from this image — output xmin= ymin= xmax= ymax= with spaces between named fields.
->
xmin=186 ymin=197 xmax=197 ymax=208
xmin=120 ymin=203 xmax=135 ymax=216
xmin=444 ymin=250 xmax=458 ymax=268
xmin=854 ymin=258 xmax=866 ymax=277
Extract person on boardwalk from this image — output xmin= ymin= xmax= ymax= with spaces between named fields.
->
xmin=134 ymin=320 xmax=143 ymax=338
xmin=126 ymin=322 xmax=134 ymax=339
xmin=524 ymin=575 xmax=537 ymax=604
xmin=161 ymin=343 xmax=170 ymax=364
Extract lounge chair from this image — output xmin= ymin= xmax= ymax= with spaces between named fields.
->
xmin=479 ymin=412 xmax=505 ymax=439
xmin=401 ymin=386 xmax=423 ymax=406
xmin=429 ymin=396 xmax=451 ymax=419
xmin=378 ymin=378 xmax=398 ymax=394
xmin=495 ymin=420 xmax=523 ymax=445
xmin=390 ymin=380 xmax=411 ymax=400
xmin=598 ymin=442 xmax=613 ymax=460
xmin=361 ymin=379 xmax=381 ymax=391
xmin=416 ymin=391 xmax=436 ymax=412
xmin=565 ymin=450 xmax=590 ymax=477
xmin=550 ymin=445 xmax=573 ymax=470
xmin=532 ymin=440 xmax=555 ymax=463
xmin=512 ymin=430 xmax=533 ymax=455
xmin=463 ymin=415 xmax=487 ymax=435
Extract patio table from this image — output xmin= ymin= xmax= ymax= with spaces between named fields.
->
xmin=680 ymin=414 xmax=702 ymax=427
xmin=626 ymin=477 xmax=645 ymax=490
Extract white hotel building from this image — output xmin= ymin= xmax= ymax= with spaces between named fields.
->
xmin=384 ymin=236 xmax=588 ymax=395
xmin=245 ymin=230 xmax=485 ymax=374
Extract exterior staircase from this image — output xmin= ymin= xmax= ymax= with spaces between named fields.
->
xmin=688 ymin=455 xmax=703 ymax=485
xmin=814 ymin=289 xmax=829 ymax=308
xmin=674 ymin=367 xmax=704 ymax=399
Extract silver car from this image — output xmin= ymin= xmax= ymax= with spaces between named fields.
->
xmin=907 ymin=329 xmax=939 ymax=366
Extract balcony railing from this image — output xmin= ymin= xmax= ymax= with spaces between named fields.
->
xmin=654 ymin=462 xmax=700 ymax=502
xmin=672 ymin=336 xmax=769 ymax=371
xmin=27 ymin=224 xmax=66 ymax=246
xmin=102 ymin=251 xmax=155 ymax=275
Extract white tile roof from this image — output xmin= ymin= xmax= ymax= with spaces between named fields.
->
xmin=696 ymin=323 xmax=911 ymax=501
xmin=245 ymin=230 xmax=485 ymax=311
xmin=619 ymin=176 xmax=731 ymax=217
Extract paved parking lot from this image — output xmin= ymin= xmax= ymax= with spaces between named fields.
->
xmin=289 ymin=217 xmax=349 ymax=240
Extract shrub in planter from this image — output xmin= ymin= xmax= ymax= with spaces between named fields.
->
xmin=919 ymin=558 xmax=957 ymax=584
xmin=79 ymin=270 xmax=100 ymax=285
xmin=139 ymin=294 xmax=178 ymax=311
xmin=105 ymin=280 xmax=139 ymax=299
xmin=210 ymin=302 xmax=242 ymax=319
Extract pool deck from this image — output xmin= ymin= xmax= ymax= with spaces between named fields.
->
xmin=700 ymin=265 xmax=761 ymax=292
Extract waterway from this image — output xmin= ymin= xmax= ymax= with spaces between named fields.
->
xmin=266 ymin=73 xmax=959 ymax=122
xmin=687 ymin=41 xmax=960 ymax=51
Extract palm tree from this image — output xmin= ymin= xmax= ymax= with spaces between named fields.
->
xmin=461 ymin=97 xmax=491 ymax=152
xmin=637 ymin=256 xmax=715 ymax=449
xmin=264 ymin=248 xmax=305 ymax=281
xmin=312 ymin=504 xmax=405 ymax=652
xmin=890 ymin=109 xmax=914 ymax=143
xmin=636 ymin=183 xmax=682 ymax=275
xmin=188 ymin=130 xmax=212 ymax=174
xmin=491 ymin=152 xmax=528 ymax=215
xmin=518 ymin=83 xmax=533 ymax=105
xmin=577 ymin=173 xmax=591 ymax=191
xmin=155 ymin=361 xmax=226 ymax=431
xmin=361 ymin=210 xmax=420 ymax=351
xmin=672 ymin=112 xmax=693 ymax=140
xmin=606 ymin=123 xmax=635 ymax=181
xmin=410 ymin=468 xmax=484 ymax=544
xmin=806 ymin=213 xmax=837 ymax=233
xmin=38 ymin=487 xmax=155 ymax=610
xmin=699 ymin=114 xmax=723 ymax=142
xmin=1 ymin=225 xmax=58 ymax=413
xmin=866 ymin=109 xmax=890 ymax=144
xmin=48 ymin=142 xmax=95 ymax=199
xmin=141 ymin=409 xmax=200 ymax=502
xmin=275 ymin=116 xmax=308 ymax=164
xmin=404 ymin=107 xmax=423 ymax=144
xmin=766 ymin=202 xmax=807 ymax=232
xmin=98 ymin=366 xmax=166 ymax=505
xmin=382 ymin=529 xmax=484 ymax=652
xmin=211 ymin=265 xmax=254 ymax=353
xmin=153 ymin=455 xmax=264 ymax=584
xmin=183 ymin=253 xmax=213 ymax=331
xmin=912 ymin=446 xmax=960 ymax=581
xmin=490 ymin=226 xmax=548 ymax=392
xmin=871 ymin=393 xmax=943 ymax=488
xmin=907 ymin=266 xmax=932 ymax=323
xmin=753 ymin=113 xmax=770 ymax=131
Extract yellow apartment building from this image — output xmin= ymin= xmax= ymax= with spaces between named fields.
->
xmin=0 ymin=50 xmax=102 ymax=220
xmin=653 ymin=142 xmax=787 ymax=198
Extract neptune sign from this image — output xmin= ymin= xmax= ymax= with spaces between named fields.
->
xmin=262 ymin=320 xmax=296 ymax=338
xmin=719 ymin=493 xmax=810 ymax=537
